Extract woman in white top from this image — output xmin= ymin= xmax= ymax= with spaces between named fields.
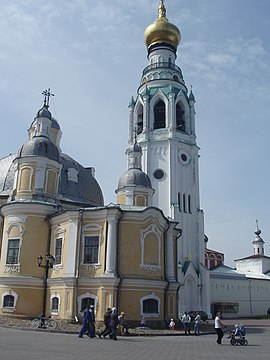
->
xmin=215 ymin=312 xmax=224 ymax=344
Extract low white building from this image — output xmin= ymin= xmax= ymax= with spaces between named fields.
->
xmin=210 ymin=223 xmax=270 ymax=318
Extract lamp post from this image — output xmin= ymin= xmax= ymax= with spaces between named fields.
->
xmin=37 ymin=253 xmax=55 ymax=322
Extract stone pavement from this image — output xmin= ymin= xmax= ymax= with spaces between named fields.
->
xmin=0 ymin=319 xmax=270 ymax=360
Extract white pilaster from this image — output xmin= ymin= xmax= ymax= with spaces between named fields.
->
xmin=105 ymin=208 xmax=122 ymax=276
xmin=166 ymin=222 xmax=177 ymax=282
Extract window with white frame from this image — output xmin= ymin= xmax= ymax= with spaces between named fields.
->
xmin=80 ymin=297 xmax=95 ymax=312
xmin=6 ymin=239 xmax=20 ymax=264
xmin=54 ymin=238 xmax=63 ymax=265
xmin=83 ymin=236 xmax=99 ymax=264
xmin=140 ymin=294 xmax=160 ymax=317
xmin=77 ymin=292 xmax=98 ymax=314
xmin=50 ymin=295 xmax=60 ymax=314
xmin=3 ymin=295 xmax=14 ymax=308
xmin=2 ymin=291 xmax=18 ymax=312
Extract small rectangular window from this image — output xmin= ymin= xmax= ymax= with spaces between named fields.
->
xmin=178 ymin=192 xmax=181 ymax=211
xmin=183 ymin=193 xmax=186 ymax=213
xmin=188 ymin=194 xmax=191 ymax=213
xmin=84 ymin=236 xmax=99 ymax=264
xmin=6 ymin=239 xmax=20 ymax=264
xmin=55 ymin=238 xmax=63 ymax=265
xmin=51 ymin=297 xmax=59 ymax=313
xmin=3 ymin=295 xmax=14 ymax=308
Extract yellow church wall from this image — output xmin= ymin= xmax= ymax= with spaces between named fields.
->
xmin=119 ymin=288 xmax=165 ymax=321
xmin=46 ymin=285 xmax=75 ymax=320
xmin=0 ymin=213 xmax=50 ymax=276
xmin=119 ymin=214 xmax=166 ymax=280
xmin=116 ymin=192 xmax=126 ymax=205
xmin=0 ymin=285 xmax=43 ymax=317
xmin=20 ymin=216 xmax=50 ymax=276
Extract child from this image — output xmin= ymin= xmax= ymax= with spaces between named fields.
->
xmin=169 ymin=319 xmax=175 ymax=331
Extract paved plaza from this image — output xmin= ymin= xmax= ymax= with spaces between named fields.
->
xmin=0 ymin=319 xmax=270 ymax=360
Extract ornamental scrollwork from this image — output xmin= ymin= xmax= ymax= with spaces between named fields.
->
xmin=140 ymin=265 xmax=161 ymax=273
xmin=81 ymin=264 xmax=101 ymax=273
xmin=4 ymin=265 xmax=21 ymax=274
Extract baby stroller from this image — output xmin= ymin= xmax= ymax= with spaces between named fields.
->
xmin=229 ymin=323 xmax=248 ymax=346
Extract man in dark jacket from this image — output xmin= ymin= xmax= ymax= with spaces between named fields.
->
xmin=108 ymin=307 xmax=119 ymax=340
xmin=98 ymin=308 xmax=112 ymax=338
xmin=88 ymin=305 xmax=96 ymax=338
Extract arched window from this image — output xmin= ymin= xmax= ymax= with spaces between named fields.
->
xmin=135 ymin=194 xmax=147 ymax=206
xmin=137 ymin=103 xmax=143 ymax=135
xmin=45 ymin=169 xmax=57 ymax=194
xmin=2 ymin=290 xmax=18 ymax=312
xmin=176 ymin=102 xmax=185 ymax=132
xmin=3 ymin=295 xmax=14 ymax=308
xmin=51 ymin=296 xmax=59 ymax=314
xmin=144 ymin=233 xmax=159 ymax=265
xmin=80 ymin=297 xmax=95 ymax=312
xmin=154 ymin=101 xmax=165 ymax=129
xmin=19 ymin=167 xmax=33 ymax=191
xmin=140 ymin=224 xmax=161 ymax=271
xmin=140 ymin=293 xmax=160 ymax=317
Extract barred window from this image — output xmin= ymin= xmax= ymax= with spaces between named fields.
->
xmin=143 ymin=299 xmax=158 ymax=314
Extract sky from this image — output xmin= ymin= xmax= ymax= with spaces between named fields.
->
xmin=0 ymin=0 xmax=270 ymax=268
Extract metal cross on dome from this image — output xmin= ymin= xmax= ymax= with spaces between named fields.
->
xmin=42 ymin=88 xmax=54 ymax=107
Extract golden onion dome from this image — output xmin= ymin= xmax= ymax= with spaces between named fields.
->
xmin=144 ymin=0 xmax=181 ymax=50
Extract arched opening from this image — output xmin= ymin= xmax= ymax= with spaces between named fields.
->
xmin=154 ymin=100 xmax=165 ymax=129
xmin=137 ymin=103 xmax=143 ymax=135
xmin=80 ymin=297 xmax=95 ymax=312
xmin=176 ymin=102 xmax=185 ymax=132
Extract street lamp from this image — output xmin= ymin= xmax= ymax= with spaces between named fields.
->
xmin=37 ymin=254 xmax=55 ymax=268
xmin=37 ymin=253 xmax=55 ymax=324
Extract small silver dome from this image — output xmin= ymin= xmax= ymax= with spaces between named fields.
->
xmin=118 ymin=168 xmax=152 ymax=189
xmin=36 ymin=104 xmax=52 ymax=119
xmin=17 ymin=136 xmax=60 ymax=162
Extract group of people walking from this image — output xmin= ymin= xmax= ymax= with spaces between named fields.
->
xmin=78 ymin=306 xmax=236 ymax=344
xmin=78 ymin=305 xmax=128 ymax=341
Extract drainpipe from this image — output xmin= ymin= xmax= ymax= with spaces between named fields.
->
xmin=176 ymin=230 xmax=182 ymax=321
xmin=42 ymin=216 xmax=52 ymax=318
xmin=249 ymin=278 xmax=253 ymax=315
xmin=116 ymin=210 xmax=123 ymax=311
xmin=74 ymin=209 xmax=84 ymax=321
xmin=163 ymin=220 xmax=170 ymax=326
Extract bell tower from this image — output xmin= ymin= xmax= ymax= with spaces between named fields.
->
xmin=128 ymin=0 xmax=210 ymax=314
